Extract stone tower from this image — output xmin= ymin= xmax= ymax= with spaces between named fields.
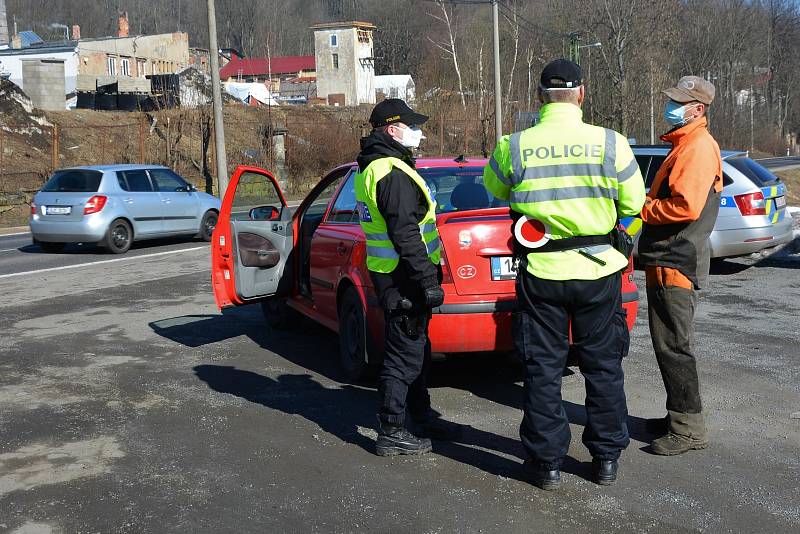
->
xmin=0 ymin=0 xmax=9 ymax=45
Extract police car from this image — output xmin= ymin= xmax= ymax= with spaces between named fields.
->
xmin=211 ymin=159 xmax=639 ymax=380
xmin=629 ymin=147 xmax=793 ymax=258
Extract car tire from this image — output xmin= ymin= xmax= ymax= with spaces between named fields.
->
xmin=260 ymin=298 xmax=300 ymax=330
xmin=338 ymin=286 xmax=377 ymax=382
xmin=199 ymin=210 xmax=218 ymax=242
xmin=102 ymin=219 xmax=133 ymax=254
xmin=38 ymin=241 xmax=65 ymax=253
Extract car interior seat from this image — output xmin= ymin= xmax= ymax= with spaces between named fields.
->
xmin=450 ymin=182 xmax=490 ymax=210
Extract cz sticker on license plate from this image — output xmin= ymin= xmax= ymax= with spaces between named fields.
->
xmin=46 ymin=206 xmax=71 ymax=215
xmin=775 ymin=196 xmax=787 ymax=209
xmin=490 ymin=256 xmax=518 ymax=281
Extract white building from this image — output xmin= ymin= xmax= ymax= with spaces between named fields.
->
xmin=375 ymin=75 xmax=416 ymax=103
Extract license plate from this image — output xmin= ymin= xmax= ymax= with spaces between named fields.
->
xmin=775 ymin=196 xmax=786 ymax=209
xmin=46 ymin=206 xmax=71 ymax=215
xmin=490 ymin=256 xmax=518 ymax=281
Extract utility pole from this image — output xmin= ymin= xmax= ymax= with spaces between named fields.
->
xmin=750 ymin=83 xmax=755 ymax=154
xmin=649 ymin=72 xmax=655 ymax=144
xmin=492 ymin=0 xmax=502 ymax=142
xmin=568 ymin=32 xmax=581 ymax=64
xmin=207 ymin=0 xmax=229 ymax=197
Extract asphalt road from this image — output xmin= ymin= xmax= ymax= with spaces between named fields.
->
xmin=757 ymin=156 xmax=800 ymax=171
xmin=1 ymin=229 xmax=799 ymax=533
xmin=0 ymin=232 xmax=209 ymax=278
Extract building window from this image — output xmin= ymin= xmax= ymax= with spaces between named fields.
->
xmin=107 ymin=56 xmax=117 ymax=76
xmin=357 ymin=30 xmax=371 ymax=43
xmin=332 ymin=53 xmax=339 ymax=69
xmin=120 ymin=58 xmax=130 ymax=77
xmin=330 ymin=34 xmax=338 ymax=47
xmin=137 ymin=59 xmax=147 ymax=77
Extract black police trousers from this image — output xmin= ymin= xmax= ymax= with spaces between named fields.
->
xmin=378 ymin=308 xmax=432 ymax=426
xmin=515 ymin=269 xmax=630 ymax=470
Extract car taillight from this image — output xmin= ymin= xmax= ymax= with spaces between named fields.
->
xmin=30 ymin=201 xmax=37 ymax=216
xmin=734 ymin=191 xmax=766 ymax=216
xmin=84 ymin=195 xmax=108 ymax=215
xmin=440 ymin=247 xmax=454 ymax=285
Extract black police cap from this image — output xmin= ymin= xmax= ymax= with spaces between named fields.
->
xmin=540 ymin=59 xmax=583 ymax=89
xmin=369 ymin=98 xmax=429 ymax=128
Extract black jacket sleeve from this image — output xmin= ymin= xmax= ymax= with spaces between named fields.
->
xmin=376 ymin=169 xmax=439 ymax=287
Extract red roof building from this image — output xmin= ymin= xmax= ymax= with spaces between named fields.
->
xmin=220 ymin=55 xmax=316 ymax=83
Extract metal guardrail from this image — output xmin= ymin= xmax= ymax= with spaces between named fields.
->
xmin=756 ymin=156 xmax=800 ymax=171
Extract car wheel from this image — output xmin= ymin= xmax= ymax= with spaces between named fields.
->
xmin=38 ymin=241 xmax=65 ymax=253
xmin=260 ymin=298 xmax=300 ymax=330
xmin=199 ymin=210 xmax=218 ymax=242
xmin=103 ymin=219 xmax=132 ymax=254
xmin=338 ymin=286 xmax=377 ymax=382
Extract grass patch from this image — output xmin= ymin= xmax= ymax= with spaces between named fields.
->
xmin=773 ymin=168 xmax=800 ymax=206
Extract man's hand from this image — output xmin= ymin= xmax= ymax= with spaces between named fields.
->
xmin=423 ymin=285 xmax=445 ymax=308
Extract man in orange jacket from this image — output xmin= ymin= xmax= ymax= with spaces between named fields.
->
xmin=639 ymin=76 xmax=722 ymax=456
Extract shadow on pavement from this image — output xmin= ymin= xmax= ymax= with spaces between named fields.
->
xmin=155 ymin=309 xmax=654 ymax=484
xmin=193 ymin=364 xmax=533 ymax=482
xmin=441 ymin=353 xmax=657 ymax=446
xmin=753 ymin=235 xmax=800 ymax=269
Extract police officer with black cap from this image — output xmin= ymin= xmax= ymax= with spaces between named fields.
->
xmin=354 ymin=98 xmax=461 ymax=456
xmin=484 ymin=60 xmax=645 ymax=488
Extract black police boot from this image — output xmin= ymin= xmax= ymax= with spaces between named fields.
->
xmin=410 ymin=410 xmax=463 ymax=441
xmin=592 ymin=459 xmax=618 ymax=486
xmin=376 ymin=420 xmax=432 ymax=457
xmin=522 ymin=459 xmax=561 ymax=491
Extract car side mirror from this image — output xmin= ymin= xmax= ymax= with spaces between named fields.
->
xmin=249 ymin=205 xmax=281 ymax=221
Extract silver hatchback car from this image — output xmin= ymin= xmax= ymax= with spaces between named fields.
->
xmin=30 ymin=165 xmax=221 ymax=254
xmin=631 ymin=147 xmax=793 ymax=258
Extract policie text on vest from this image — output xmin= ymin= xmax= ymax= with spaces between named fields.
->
xmin=522 ymin=144 xmax=603 ymax=162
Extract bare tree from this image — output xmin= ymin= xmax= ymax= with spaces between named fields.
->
xmin=428 ymin=0 xmax=467 ymax=111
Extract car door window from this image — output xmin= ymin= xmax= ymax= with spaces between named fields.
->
xmin=304 ymin=174 xmax=346 ymax=219
xmin=120 ymin=170 xmax=154 ymax=192
xmin=634 ymin=155 xmax=651 ymax=186
xmin=230 ymin=171 xmax=283 ymax=221
xmin=149 ymin=169 xmax=189 ymax=192
xmin=646 ymin=156 xmax=666 ymax=188
xmin=325 ymin=171 xmax=358 ymax=223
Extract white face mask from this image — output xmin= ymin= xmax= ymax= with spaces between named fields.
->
xmin=393 ymin=124 xmax=426 ymax=149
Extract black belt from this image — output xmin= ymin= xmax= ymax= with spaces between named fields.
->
xmin=519 ymin=233 xmax=612 ymax=253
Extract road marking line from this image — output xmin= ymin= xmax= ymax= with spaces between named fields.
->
xmin=0 ymin=248 xmax=19 ymax=253
xmin=0 ymin=232 xmax=30 ymax=237
xmin=0 ymin=246 xmax=206 ymax=279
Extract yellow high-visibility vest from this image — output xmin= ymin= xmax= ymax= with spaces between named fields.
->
xmin=354 ymin=157 xmax=441 ymax=273
xmin=483 ymin=103 xmax=646 ymax=280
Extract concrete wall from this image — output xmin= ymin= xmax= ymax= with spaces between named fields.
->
xmin=0 ymin=0 xmax=8 ymax=44
xmin=354 ymin=32 xmax=375 ymax=105
xmin=0 ymin=49 xmax=78 ymax=95
xmin=77 ymin=32 xmax=190 ymax=78
xmin=21 ymin=59 xmax=66 ymax=111
xmin=315 ymin=26 xmax=375 ymax=106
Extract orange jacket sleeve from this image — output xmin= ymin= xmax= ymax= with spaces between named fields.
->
xmin=641 ymin=143 xmax=720 ymax=225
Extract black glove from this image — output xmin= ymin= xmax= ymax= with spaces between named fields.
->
xmin=423 ymin=285 xmax=445 ymax=308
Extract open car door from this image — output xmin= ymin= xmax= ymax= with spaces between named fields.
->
xmin=211 ymin=165 xmax=292 ymax=309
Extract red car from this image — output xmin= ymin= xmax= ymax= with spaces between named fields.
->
xmin=211 ymin=158 xmax=639 ymax=379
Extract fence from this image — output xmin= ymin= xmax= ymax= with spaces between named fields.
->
xmin=0 ymin=107 xmax=505 ymax=226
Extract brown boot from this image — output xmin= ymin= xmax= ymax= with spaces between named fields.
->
xmin=651 ymin=411 xmax=708 ymax=456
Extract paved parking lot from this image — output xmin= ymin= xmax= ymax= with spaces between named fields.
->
xmin=1 ymin=229 xmax=799 ymax=533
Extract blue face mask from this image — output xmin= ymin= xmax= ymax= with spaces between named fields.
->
xmin=664 ymin=101 xmax=688 ymax=127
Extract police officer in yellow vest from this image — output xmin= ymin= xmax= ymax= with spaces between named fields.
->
xmin=484 ymin=60 xmax=646 ymax=489
xmin=355 ymin=99 xmax=461 ymax=456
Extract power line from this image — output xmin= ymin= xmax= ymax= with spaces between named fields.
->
xmin=497 ymin=0 xmax=569 ymax=38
